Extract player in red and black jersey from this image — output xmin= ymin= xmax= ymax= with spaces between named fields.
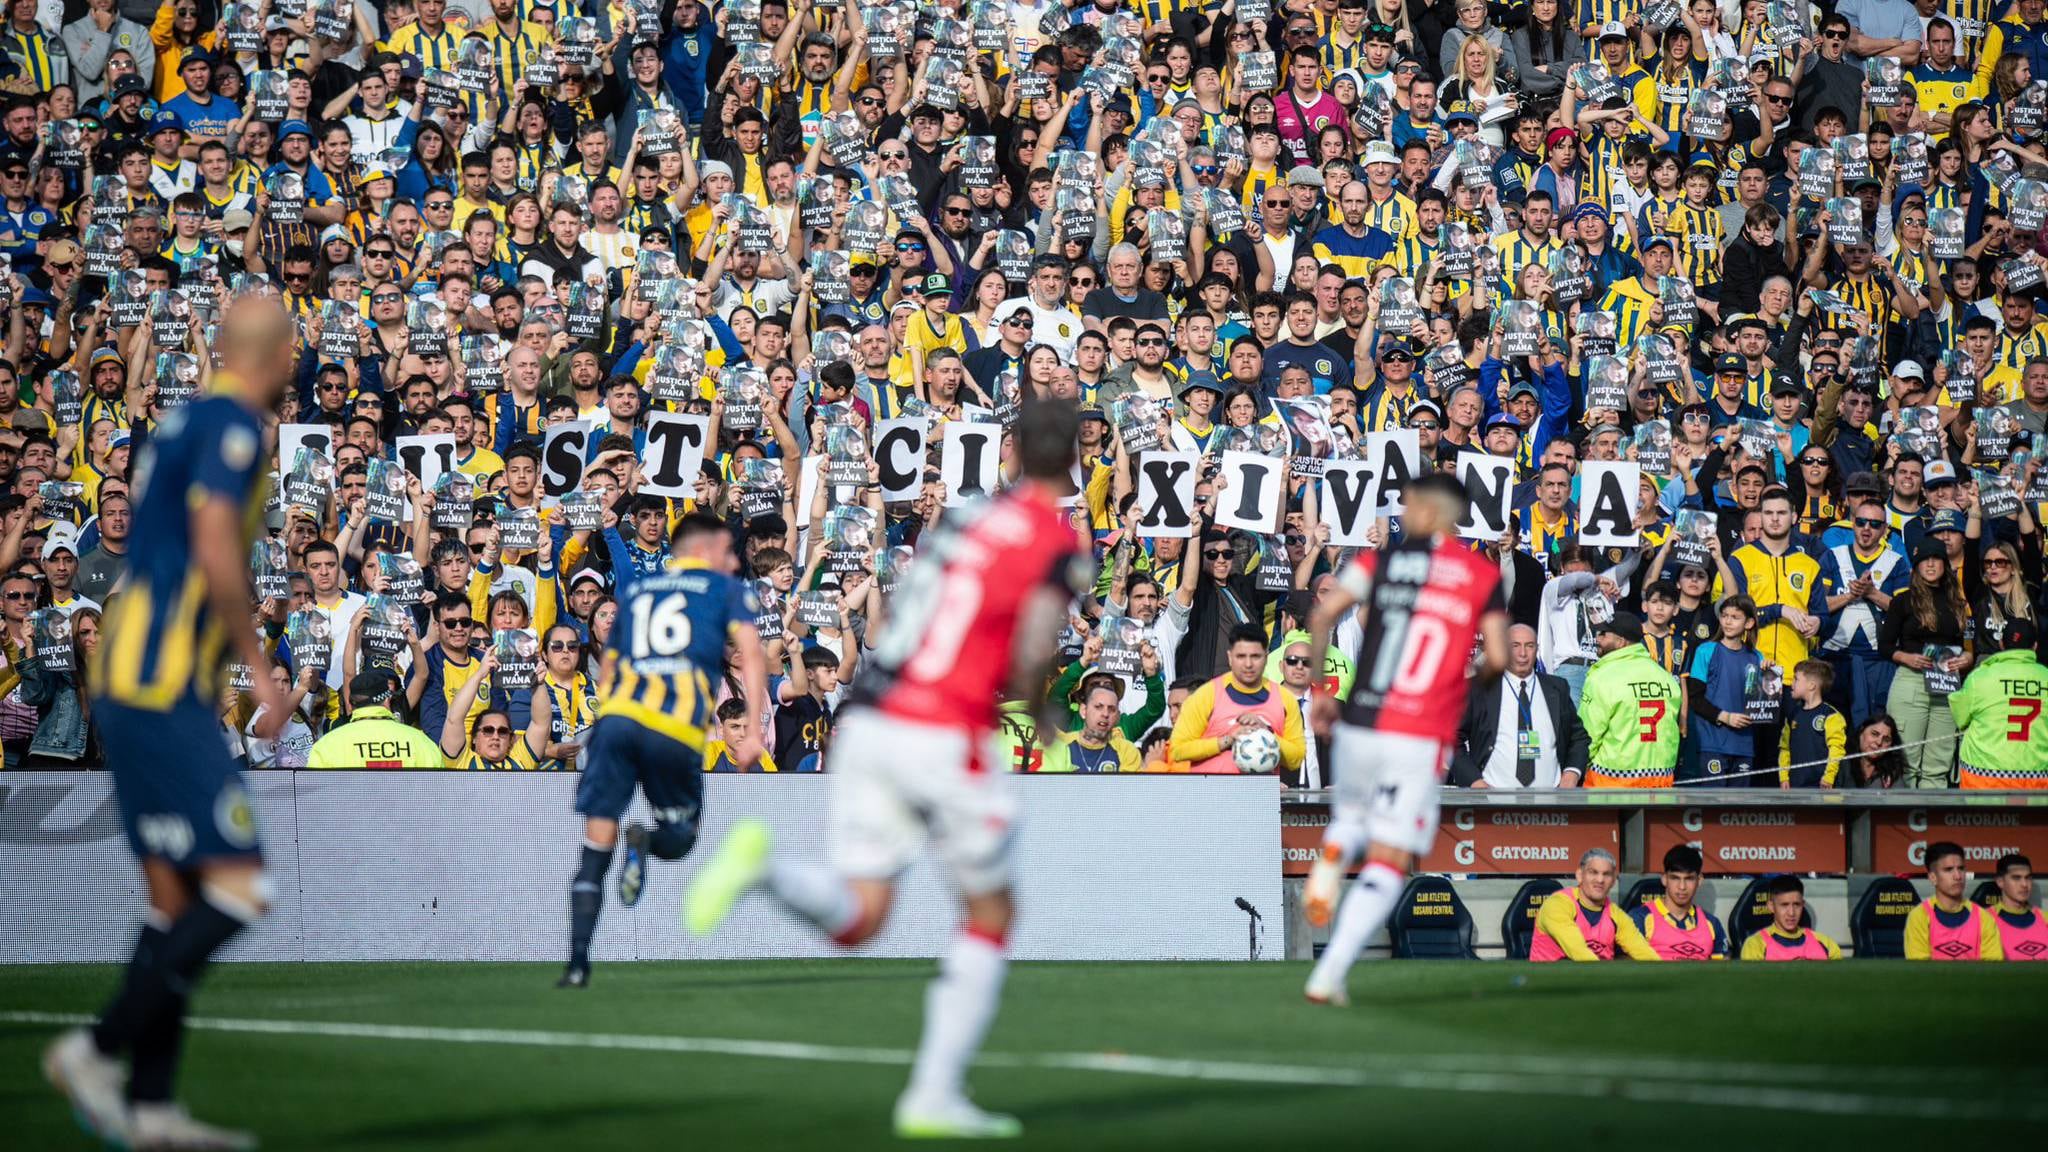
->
xmin=687 ymin=401 xmax=1091 ymax=1140
xmin=1301 ymin=473 xmax=1510 ymax=1005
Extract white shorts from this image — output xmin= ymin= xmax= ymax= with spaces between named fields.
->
xmin=828 ymin=708 xmax=1019 ymax=897
xmin=1330 ymin=724 xmax=1447 ymax=858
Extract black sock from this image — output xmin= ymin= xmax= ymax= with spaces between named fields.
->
xmin=91 ymin=919 xmax=169 ymax=1056
xmin=94 ymin=899 xmax=244 ymax=1082
xmin=127 ymin=988 xmax=186 ymax=1104
xmin=568 ymin=845 xmax=612 ymax=970
xmin=647 ymin=820 xmax=698 ymax=861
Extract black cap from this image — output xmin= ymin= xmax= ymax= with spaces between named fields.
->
xmin=1988 ymin=616 xmax=2040 ymax=653
xmin=1713 ymin=353 xmax=1746 ymax=375
xmin=1598 ymin=612 xmax=1645 ymax=644
xmin=350 ymin=669 xmax=399 ymax=708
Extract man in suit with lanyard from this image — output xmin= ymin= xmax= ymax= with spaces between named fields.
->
xmin=1450 ymin=624 xmax=1589 ymax=788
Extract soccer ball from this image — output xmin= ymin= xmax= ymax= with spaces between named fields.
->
xmin=1234 ymin=727 xmax=1281 ymax=774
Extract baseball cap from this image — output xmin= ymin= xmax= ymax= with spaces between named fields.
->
xmin=569 ymin=568 xmax=608 ymax=590
xmin=44 ymin=239 xmax=81 ymax=267
xmin=1362 ymin=140 xmax=1398 ymax=167
xmin=111 ymin=75 xmax=147 ymax=99
xmin=1444 ymin=104 xmax=1479 ymax=127
xmin=1844 ymin=470 xmax=1882 ymax=495
xmin=1598 ymin=612 xmax=1645 ymax=643
xmin=1911 ymin=537 xmax=1949 ymax=564
xmin=918 ymin=272 xmax=950 ymax=296
xmin=1923 ymin=459 xmax=1958 ymax=487
xmin=1725 ymin=313 xmax=1767 ymax=332
xmin=1641 ymin=235 xmax=1676 ymax=253
xmin=1379 ymin=339 xmax=1417 ymax=362
xmin=90 ymin=347 xmax=124 ymax=368
xmin=110 ymin=431 xmax=131 ymax=451
xmin=349 ymin=669 xmax=400 ymax=708
xmin=40 ymin=534 xmax=77 ymax=560
xmin=149 ymin=110 xmax=185 ymax=136
xmin=1598 ymin=20 xmax=1629 ymax=40
xmin=181 ymin=49 xmax=217 ymax=69
xmin=1770 ymin=377 xmax=1805 ymax=397
xmin=1506 ymin=381 xmax=1539 ymax=401
xmin=1485 ymin=412 xmax=1523 ymax=432
xmin=1892 ymin=360 xmax=1925 ymax=381
xmin=1713 ymin=353 xmax=1746 ymax=375
xmin=1928 ymin=508 xmax=1967 ymax=534
xmin=1287 ymin=164 xmax=1324 ymax=188
xmin=222 ymin=208 xmax=255 ymax=233
xmin=279 ymin=119 xmax=313 ymax=140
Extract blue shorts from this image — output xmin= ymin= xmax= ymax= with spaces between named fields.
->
xmin=98 ymin=700 xmax=262 ymax=866
xmin=574 ymin=715 xmax=704 ymax=826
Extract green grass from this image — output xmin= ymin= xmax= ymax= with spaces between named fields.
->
xmin=6 ymin=960 xmax=2047 ymax=1150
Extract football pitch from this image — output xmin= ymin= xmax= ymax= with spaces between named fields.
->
xmin=6 ymin=960 xmax=2046 ymax=1150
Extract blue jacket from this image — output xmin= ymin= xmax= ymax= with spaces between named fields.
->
xmin=662 ymin=20 xmax=715 ymax=126
xmin=16 ymin=655 xmax=91 ymax=761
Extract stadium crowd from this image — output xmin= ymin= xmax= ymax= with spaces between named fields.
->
xmin=0 ymin=0 xmax=2043 ymax=787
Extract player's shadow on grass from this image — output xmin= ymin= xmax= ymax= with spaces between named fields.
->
xmin=336 ymin=1097 xmax=705 ymax=1147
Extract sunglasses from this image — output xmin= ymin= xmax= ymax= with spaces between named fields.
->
xmin=1071 ymin=277 xmax=1096 ymax=287
xmin=1410 ymin=420 xmax=1440 ymax=430
xmin=897 ymin=241 xmax=926 ymax=251
xmin=476 ymin=725 xmax=513 ymax=737
xmin=441 ymin=618 xmax=475 ymax=629
xmin=1853 ymin=517 xmax=1885 ymax=529
xmin=1137 ymin=337 xmax=1167 ymax=347
xmin=1764 ymin=94 xmax=1791 ymax=104
xmin=282 ymin=271 xmax=311 ymax=282
xmin=1203 ymin=547 xmax=1232 ymax=560
xmin=942 ymin=206 xmax=970 ymax=216
xmin=1282 ymin=655 xmax=1313 ymax=667
xmin=878 ymin=150 xmax=908 ymax=160
xmin=1147 ymin=74 xmax=1168 ymax=84
xmin=857 ymin=95 xmax=883 ymax=106
xmin=546 ymin=641 xmax=581 ymax=652
xmin=1985 ymin=556 xmax=2013 ymax=568
xmin=1005 ymin=314 xmax=1034 ymax=327
xmin=3 ymin=591 xmax=35 ymax=601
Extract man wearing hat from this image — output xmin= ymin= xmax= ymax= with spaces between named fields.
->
xmin=1357 ymin=339 xmax=1422 ymax=429
xmin=160 ymin=50 xmax=239 ymax=142
xmin=963 ymin=299 xmax=1036 ymax=400
xmin=1597 ymin=233 xmax=1676 ymax=347
xmin=1578 ymin=613 xmax=1684 ymax=787
xmin=307 ymin=671 xmax=446 ymax=769
xmin=145 ymin=110 xmax=198 ymax=201
xmin=1355 ymin=138 xmax=1416 ymax=239
xmin=40 ymin=532 xmax=103 ymax=618
xmin=1591 ymin=22 xmax=1655 ymax=107
xmin=261 ymin=118 xmax=343 ymax=262
xmin=1284 ymin=164 xmax=1327 ymax=238
xmin=1704 ymin=353 xmax=1767 ymax=425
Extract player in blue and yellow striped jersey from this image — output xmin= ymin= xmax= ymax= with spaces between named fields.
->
xmin=560 ymin=512 xmax=770 ymax=987
xmin=49 ymin=297 xmax=298 ymax=1150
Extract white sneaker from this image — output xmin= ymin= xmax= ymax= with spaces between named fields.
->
xmin=42 ymin=1027 xmax=130 ymax=1145
xmin=1303 ymin=973 xmax=1351 ymax=1007
xmin=893 ymin=1092 xmax=1023 ymax=1140
xmin=130 ymin=1102 xmax=258 ymax=1151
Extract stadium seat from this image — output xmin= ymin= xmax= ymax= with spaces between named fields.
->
xmin=1971 ymin=879 xmax=2000 ymax=908
xmin=1501 ymin=879 xmax=1562 ymax=960
xmin=1726 ymin=877 xmax=1810 ymax=958
xmin=1389 ymin=875 xmax=1476 ymax=959
xmin=1622 ymin=876 xmax=1665 ymax=912
xmin=1852 ymin=877 xmax=1922 ymax=960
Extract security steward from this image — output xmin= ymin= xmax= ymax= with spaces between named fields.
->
xmin=307 ymin=671 xmax=445 ymax=768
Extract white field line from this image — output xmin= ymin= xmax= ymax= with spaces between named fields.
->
xmin=1 ymin=1011 xmax=2033 ymax=1122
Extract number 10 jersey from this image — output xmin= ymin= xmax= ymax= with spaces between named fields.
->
xmin=1337 ymin=536 xmax=1504 ymax=747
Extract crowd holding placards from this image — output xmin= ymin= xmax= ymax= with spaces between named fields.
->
xmin=0 ymin=0 xmax=2043 ymax=784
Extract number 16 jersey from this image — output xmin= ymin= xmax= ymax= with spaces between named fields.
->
xmin=599 ymin=558 xmax=760 ymax=750
xmin=1338 ymin=536 xmax=1504 ymax=745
